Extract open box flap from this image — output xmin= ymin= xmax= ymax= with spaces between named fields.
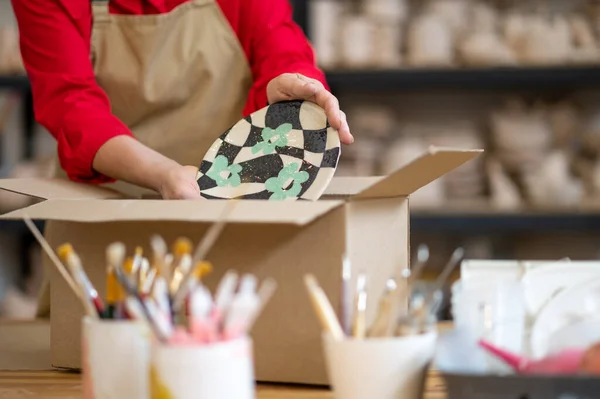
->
xmin=0 ymin=178 xmax=126 ymax=200
xmin=0 ymin=198 xmax=345 ymax=225
xmin=353 ymin=147 xmax=484 ymax=199
xmin=323 ymin=177 xmax=383 ymax=197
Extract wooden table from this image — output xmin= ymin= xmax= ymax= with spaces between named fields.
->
xmin=0 ymin=370 xmax=447 ymax=398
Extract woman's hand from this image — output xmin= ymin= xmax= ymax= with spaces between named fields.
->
xmin=158 ymin=165 xmax=202 ymax=200
xmin=266 ymin=73 xmax=354 ymax=145
xmin=93 ymin=135 xmax=203 ymax=200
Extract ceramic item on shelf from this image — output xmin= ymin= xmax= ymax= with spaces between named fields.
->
xmin=340 ymin=15 xmax=376 ymax=69
xmin=310 ymin=0 xmax=343 ymax=69
xmin=458 ymin=32 xmax=516 ymax=66
xmin=196 ymin=100 xmax=340 ymax=201
xmin=569 ymin=15 xmax=600 ymax=64
xmin=407 ymin=13 xmax=454 ymax=67
xmin=372 ymin=23 xmax=403 ymax=68
xmin=427 ymin=0 xmax=469 ymax=40
xmin=548 ymin=102 xmax=579 ymax=147
xmin=503 ymin=13 xmax=529 ymax=61
xmin=522 ymin=150 xmax=583 ymax=208
xmin=364 ymin=0 xmax=408 ymax=23
xmin=531 ymin=277 xmax=600 ymax=359
xmin=487 ymin=158 xmax=522 ymax=210
xmin=351 ymin=137 xmax=380 ymax=176
xmin=582 ymin=108 xmax=600 ymax=154
xmin=347 ymin=106 xmax=395 ymax=138
xmin=470 ymin=3 xmax=499 ymax=34
xmin=592 ymin=160 xmax=600 ymax=195
xmin=521 ymin=16 xmax=572 ymax=65
xmin=490 ymin=102 xmax=553 ymax=173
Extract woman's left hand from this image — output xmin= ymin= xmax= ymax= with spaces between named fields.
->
xmin=266 ymin=73 xmax=354 ymax=145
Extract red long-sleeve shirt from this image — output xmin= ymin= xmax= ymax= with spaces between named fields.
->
xmin=11 ymin=0 xmax=327 ymax=183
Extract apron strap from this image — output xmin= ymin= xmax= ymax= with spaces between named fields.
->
xmin=91 ymin=0 xmax=110 ymax=24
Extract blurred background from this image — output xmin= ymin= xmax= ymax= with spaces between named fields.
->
xmin=2 ymin=0 xmax=600 ymax=319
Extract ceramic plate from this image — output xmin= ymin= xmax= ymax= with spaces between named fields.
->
xmin=196 ymin=100 xmax=341 ymax=201
xmin=530 ymin=276 xmax=600 ymax=359
xmin=522 ymin=262 xmax=600 ymax=317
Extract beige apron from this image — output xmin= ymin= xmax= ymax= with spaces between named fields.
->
xmin=37 ymin=0 xmax=253 ymax=316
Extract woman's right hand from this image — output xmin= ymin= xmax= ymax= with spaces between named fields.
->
xmin=159 ymin=165 xmax=203 ymax=200
xmin=93 ymin=136 xmax=203 ymax=200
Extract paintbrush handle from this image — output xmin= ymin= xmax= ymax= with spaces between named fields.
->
xmin=23 ymin=217 xmax=97 ymax=318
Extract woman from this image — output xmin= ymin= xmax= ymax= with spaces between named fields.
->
xmin=11 ymin=0 xmax=353 ymax=198
xmin=12 ymin=0 xmax=353 ymax=316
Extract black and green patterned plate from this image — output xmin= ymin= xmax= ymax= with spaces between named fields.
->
xmin=196 ymin=100 xmax=341 ymax=201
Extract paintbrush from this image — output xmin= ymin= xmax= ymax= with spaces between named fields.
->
xmin=246 ymin=277 xmax=277 ymax=333
xmin=340 ymin=254 xmax=352 ymax=336
xmin=131 ymin=247 xmax=144 ymax=276
xmin=172 ymin=261 xmax=213 ymax=311
xmin=112 ymin=265 xmax=170 ymax=343
xmin=173 ymin=200 xmax=238 ymax=310
xmin=169 ymin=237 xmax=193 ymax=295
xmin=137 ymin=257 xmax=150 ymax=291
xmin=22 ymin=216 xmax=95 ymax=317
xmin=150 ymin=235 xmax=169 ymax=280
xmin=367 ymin=277 xmax=398 ymax=337
xmin=413 ymin=247 xmax=464 ymax=331
xmin=106 ymin=242 xmax=126 ymax=319
xmin=352 ymin=273 xmax=368 ymax=339
xmin=407 ymin=244 xmax=430 ymax=288
xmin=57 ymin=243 xmax=102 ymax=317
xmin=304 ymin=274 xmax=345 ymax=340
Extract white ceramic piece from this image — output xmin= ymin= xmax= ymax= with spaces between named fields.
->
xmin=427 ymin=0 xmax=468 ymax=39
xmin=151 ymin=337 xmax=254 ymax=399
xmin=522 ymin=262 xmax=600 ymax=318
xmin=309 ymin=0 xmax=343 ymax=69
xmin=531 ymin=277 xmax=600 ymax=359
xmin=459 ymin=32 xmax=516 ymax=66
xmin=364 ymin=0 xmax=408 ymax=23
xmin=487 ymin=158 xmax=522 ymax=210
xmin=82 ymin=317 xmax=151 ymax=399
xmin=521 ymin=16 xmax=572 ymax=65
xmin=323 ymin=332 xmax=437 ymax=399
xmin=341 ymin=16 xmax=376 ymax=69
xmin=407 ymin=14 xmax=454 ymax=67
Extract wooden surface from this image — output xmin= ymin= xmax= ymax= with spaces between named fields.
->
xmin=0 ymin=370 xmax=447 ymax=398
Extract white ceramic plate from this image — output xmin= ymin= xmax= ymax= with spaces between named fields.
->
xmin=522 ymin=262 xmax=600 ymax=317
xmin=530 ymin=276 xmax=600 ymax=359
xmin=196 ymin=100 xmax=341 ymax=201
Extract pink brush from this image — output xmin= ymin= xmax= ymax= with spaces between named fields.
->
xmin=168 ymin=326 xmax=195 ymax=346
xmin=478 ymin=339 xmax=585 ymax=375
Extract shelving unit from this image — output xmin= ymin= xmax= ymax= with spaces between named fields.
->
xmin=324 ymin=66 xmax=600 ymax=93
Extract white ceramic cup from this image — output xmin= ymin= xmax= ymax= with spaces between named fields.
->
xmin=323 ymin=332 xmax=437 ymax=399
xmin=150 ymin=337 xmax=255 ymax=399
xmin=82 ymin=316 xmax=151 ymax=399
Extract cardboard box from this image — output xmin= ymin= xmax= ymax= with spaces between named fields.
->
xmin=0 ymin=147 xmax=481 ymax=384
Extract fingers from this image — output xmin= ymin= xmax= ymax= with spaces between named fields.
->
xmin=268 ymin=73 xmax=319 ymax=103
xmin=267 ymin=73 xmax=355 ymax=145
xmin=313 ymin=90 xmax=354 ymax=144
xmin=337 ymin=111 xmax=353 ymax=145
